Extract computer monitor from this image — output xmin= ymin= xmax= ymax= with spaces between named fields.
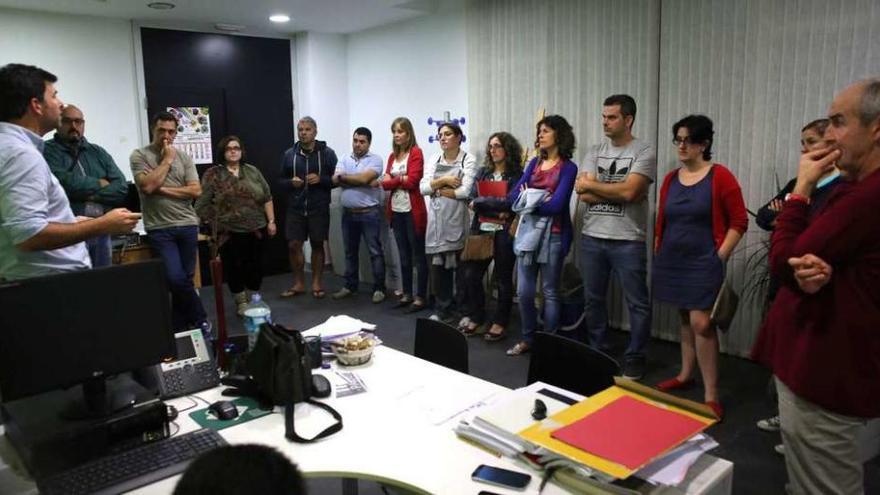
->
xmin=0 ymin=260 xmax=176 ymax=418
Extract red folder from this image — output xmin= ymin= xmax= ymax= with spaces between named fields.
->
xmin=550 ymin=395 xmax=706 ymax=470
xmin=476 ymin=180 xmax=507 ymax=225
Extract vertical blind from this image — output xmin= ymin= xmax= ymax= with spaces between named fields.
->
xmin=466 ymin=0 xmax=880 ymax=356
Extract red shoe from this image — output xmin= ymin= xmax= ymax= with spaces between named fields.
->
xmin=706 ymin=401 xmax=724 ymax=420
xmin=655 ymin=377 xmax=695 ymax=392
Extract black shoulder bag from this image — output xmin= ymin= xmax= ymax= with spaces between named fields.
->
xmin=245 ymin=323 xmax=343 ymax=443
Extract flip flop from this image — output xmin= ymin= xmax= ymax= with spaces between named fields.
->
xmin=312 ymin=289 xmax=326 ymax=299
xmin=280 ymin=287 xmax=304 ymax=298
xmin=484 ymin=327 xmax=506 ymax=341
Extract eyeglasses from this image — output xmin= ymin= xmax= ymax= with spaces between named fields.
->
xmin=672 ymin=136 xmax=697 ymax=147
xmin=61 ymin=118 xmax=85 ymax=125
xmin=488 ymin=143 xmax=504 ymax=150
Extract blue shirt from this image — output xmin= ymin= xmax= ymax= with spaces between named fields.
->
xmin=335 ymin=152 xmax=384 ymax=208
xmin=0 ymin=122 xmax=90 ymax=280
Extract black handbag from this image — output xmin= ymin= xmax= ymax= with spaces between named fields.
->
xmin=245 ymin=322 xmax=343 ymax=443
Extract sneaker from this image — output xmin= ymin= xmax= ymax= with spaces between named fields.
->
xmin=757 ymin=415 xmax=781 ymax=432
xmin=332 ymin=287 xmax=354 ymax=300
xmin=774 ymin=443 xmax=785 ymax=455
xmin=429 ymin=312 xmax=457 ymax=325
xmin=622 ymin=357 xmax=646 ymax=380
xmin=233 ymin=292 xmax=249 ymax=317
xmin=371 ymin=290 xmax=386 ymax=303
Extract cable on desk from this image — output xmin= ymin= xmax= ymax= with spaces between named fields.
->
xmin=176 ymin=396 xmax=200 ymax=414
xmin=188 ymin=395 xmax=213 ymax=408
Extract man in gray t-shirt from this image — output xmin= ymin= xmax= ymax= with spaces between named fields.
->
xmin=575 ymin=94 xmax=656 ymax=380
xmin=130 ymin=111 xmax=208 ymax=335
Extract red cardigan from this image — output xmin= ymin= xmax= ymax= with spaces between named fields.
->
xmin=381 ymin=146 xmax=426 ymax=236
xmin=654 ymin=164 xmax=748 ymax=253
xmin=752 ymin=169 xmax=880 ymax=418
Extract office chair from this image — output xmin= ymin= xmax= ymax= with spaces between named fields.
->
xmin=414 ymin=318 xmax=469 ymax=374
xmin=526 ymin=332 xmax=620 ymax=397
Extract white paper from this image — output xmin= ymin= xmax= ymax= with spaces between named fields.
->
xmin=302 ymin=315 xmax=377 ymax=340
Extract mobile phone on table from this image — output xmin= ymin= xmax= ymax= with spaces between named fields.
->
xmin=478 ymin=491 xmax=504 ymax=495
xmin=471 ymin=464 xmax=531 ymax=490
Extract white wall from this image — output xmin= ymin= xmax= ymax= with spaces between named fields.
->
xmin=347 ymin=8 xmax=470 ymax=161
xmin=0 ymin=8 xmax=142 ymax=180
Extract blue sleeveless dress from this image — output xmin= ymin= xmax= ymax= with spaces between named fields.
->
xmin=653 ymin=169 xmax=723 ymax=309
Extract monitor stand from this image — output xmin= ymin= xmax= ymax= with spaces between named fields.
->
xmin=60 ymin=376 xmax=137 ymax=420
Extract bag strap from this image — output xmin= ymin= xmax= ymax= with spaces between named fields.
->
xmin=283 ymin=399 xmax=343 ymax=443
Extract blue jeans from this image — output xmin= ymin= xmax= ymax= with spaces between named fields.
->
xmin=148 ymin=225 xmax=207 ymax=331
xmin=517 ymin=234 xmax=564 ymax=343
xmin=86 ymin=234 xmax=112 ymax=268
xmin=580 ymin=235 xmax=651 ymax=359
xmin=391 ymin=212 xmax=428 ymax=299
xmin=342 ymin=208 xmax=386 ymax=292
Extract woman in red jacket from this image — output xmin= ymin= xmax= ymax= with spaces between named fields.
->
xmin=652 ymin=115 xmax=747 ymax=419
xmin=381 ymin=117 xmax=428 ymax=312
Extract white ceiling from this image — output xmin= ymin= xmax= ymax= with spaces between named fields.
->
xmin=0 ymin=0 xmax=442 ymax=36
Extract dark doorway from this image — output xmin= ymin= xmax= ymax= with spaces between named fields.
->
xmin=141 ymin=28 xmax=295 ymax=284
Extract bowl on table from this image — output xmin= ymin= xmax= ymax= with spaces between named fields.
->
xmin=330 ymin=335 xmax=376 ymax=366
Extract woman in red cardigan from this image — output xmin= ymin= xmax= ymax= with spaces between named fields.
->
xmin=652 ymin=115 xmax=747 ymax=419
xmin=381 ymin=117 xmax=428 ymax=312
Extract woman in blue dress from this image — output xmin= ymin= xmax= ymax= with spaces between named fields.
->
xmin=652 ymin=115 xmax=748 ymax=419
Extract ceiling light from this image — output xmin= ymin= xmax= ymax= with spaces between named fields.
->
xmin=147 ymin=1 xmax=175 ymax=9
xmin=269 ymin=14 xmax=290 ymax=23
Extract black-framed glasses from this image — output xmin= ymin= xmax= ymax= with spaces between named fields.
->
xmin=672 ymin=136 xmax=696 ymax=146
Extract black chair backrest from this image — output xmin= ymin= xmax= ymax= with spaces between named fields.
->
xmin=414 ymin=318 xmax=469 ymax=374
xmin=526 ymin=332 xmax=619 ymax=397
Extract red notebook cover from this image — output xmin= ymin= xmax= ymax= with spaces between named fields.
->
xmin=550 ymin=395 xmax=706 ymax=470
xmin=476 ymin=180 xmax=507 ymax=225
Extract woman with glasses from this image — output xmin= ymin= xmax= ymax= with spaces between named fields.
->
xmin=420 ymin=122 xmax=479 ymax=323
xmin=506 ymin=115 xmax=578 ymax=356
xmin=195 ymin=135 xmax=276 ymax=315
xmin=652 ymin=115 xmax=747 ymax=419
xmin=458 ymin=132 xmax=523 ymax=340
xmin=381 ymin=117 xmax=428 ymax=312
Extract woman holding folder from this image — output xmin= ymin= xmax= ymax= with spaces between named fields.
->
xmin=381 ymin=117 xmax=428 ymax=312
xmin=458 ymin=132 xmax=523 ymax=340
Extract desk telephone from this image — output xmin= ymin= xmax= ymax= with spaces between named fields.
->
xmin=138 ymin=329 xmax=220 ymax=398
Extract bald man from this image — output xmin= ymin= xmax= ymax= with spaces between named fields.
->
xmin=44 ymin=104 xmax=129 ymax=266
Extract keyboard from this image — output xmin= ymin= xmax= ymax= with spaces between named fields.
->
xmin=38 ymin=428 xmax=227 ymax=495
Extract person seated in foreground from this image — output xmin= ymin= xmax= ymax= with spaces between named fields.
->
xmin=174 ymin=444 xmax=305 ymax=495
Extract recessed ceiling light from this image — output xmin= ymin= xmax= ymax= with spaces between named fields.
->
xmin=147 ymin=1 xmax=175 ymax=10
xmin=269 ymin=14 xmax=290 ymax=23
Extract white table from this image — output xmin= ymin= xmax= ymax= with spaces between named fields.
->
xmin=0 ymin=346 xmax=732 ymax=494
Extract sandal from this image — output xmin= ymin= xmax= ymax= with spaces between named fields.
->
xmin=312 ymin=289 xmax=326 ymax=299
xmin=405 ymin=301 xmax=426 ymax=313
xmin=280 ymin=287 xmax=304 ymax=298
xmin=394 ymin=295 xmax=413 ymax=308
xmin=456 ymin=317 xmax=472 ymax=332
xmin=461 ymin=322 xmax=483 ymax=337
xmin=506 ymin=341 xmax=530 ymax=356
xmin=484 ymin=325 xmax=506 ymax=342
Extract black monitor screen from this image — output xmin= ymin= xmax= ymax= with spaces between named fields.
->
xmin=0 ymin=260 xmax=175 ymax=402
xmin=174 ymin=333 xmax=197 ymax=362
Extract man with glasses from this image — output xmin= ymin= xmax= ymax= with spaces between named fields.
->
xmin=575 ymin=94 xmax=656 ymax=380
xmin=130 ymin=111 xmax=210 ymax=337
xmin=44 ymin=105 xmax=129 ymax=267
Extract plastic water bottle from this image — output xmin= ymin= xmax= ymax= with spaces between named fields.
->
xmin=243 ymin=293 xmax=271 ymax=351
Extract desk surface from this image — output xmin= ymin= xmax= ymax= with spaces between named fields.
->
xmin=0 ymin=346 xmax=732 ymax=495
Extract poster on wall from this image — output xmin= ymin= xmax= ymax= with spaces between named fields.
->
xmin=167 ymin=106 xmax=213 ymax=164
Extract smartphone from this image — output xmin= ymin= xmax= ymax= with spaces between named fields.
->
xmin=471 ymin=464 xmax=531 ymax=490
xmin=478 ymin=492 xmax=504 ymax=495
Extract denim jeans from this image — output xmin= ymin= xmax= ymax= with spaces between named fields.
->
xmin=580 ymin=234 xmax=651 ymax=359
xmin=391 ymin=212 xmax=428 ymax=299
xmin=86 ymin=234 xmax=112 ymax=268
xmin=148 ymin=225 xmax=207 ymax=331
xmin=342 ymin=208 xmax=386 ymax=292
xmin=517 ymin=234 xmax=564 ymax=343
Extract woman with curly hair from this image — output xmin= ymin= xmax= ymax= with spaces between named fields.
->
xmin=506 ymin=115 xmax=578 ymax=356
xmin=195 ymin=135 xmax=275 ymax=316
xmin=653 ymin=115 xmax=747 ymax=419
xmin=458 ymin=132 xmax=523 ymax=340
